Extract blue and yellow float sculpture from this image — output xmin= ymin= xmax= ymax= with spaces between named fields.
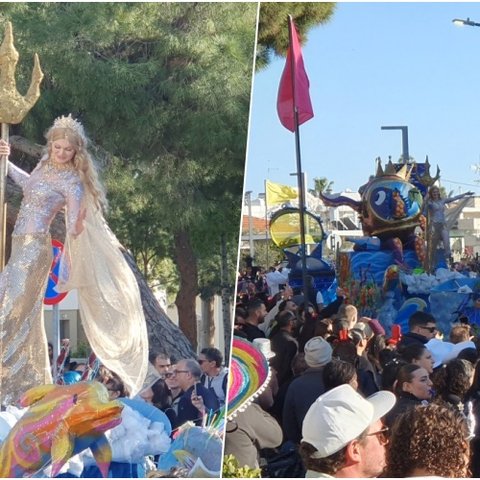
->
xmin=320 ymin=157 xmax=478 ymax=335
xmin=320 ymin=159 xmax=428 ymax=275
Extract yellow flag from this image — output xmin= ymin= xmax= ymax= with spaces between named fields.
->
xmin=265 ymin=180 xmax=298 ymax=206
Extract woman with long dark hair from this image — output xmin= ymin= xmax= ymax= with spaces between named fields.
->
xmin=385 ymin=364 xmax=432 ymax=428
xmin=399 ymin=343 xmax=435 ymax=374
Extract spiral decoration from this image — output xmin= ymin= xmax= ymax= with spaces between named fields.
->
xmin=227 ymin=337 xmax=270 ymax=420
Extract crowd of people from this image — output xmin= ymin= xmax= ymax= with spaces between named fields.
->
xmin=228 ymin=264 xmax=480 ymax=477
xmin=100 ymin=346 xmax=228 ymax=432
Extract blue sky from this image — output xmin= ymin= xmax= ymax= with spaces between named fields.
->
xmin=245 ymin=2 xmax=480 ymax=199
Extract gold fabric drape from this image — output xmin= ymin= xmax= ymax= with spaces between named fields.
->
xmin=57 ymin=194 xmax=149 ymax=397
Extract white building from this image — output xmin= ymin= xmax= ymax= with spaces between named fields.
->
xmin=453 ymin=196 xmax=480 ymax=257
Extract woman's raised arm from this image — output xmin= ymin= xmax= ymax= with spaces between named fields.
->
xmin=0 ymin=139 xmax=30 ymax=188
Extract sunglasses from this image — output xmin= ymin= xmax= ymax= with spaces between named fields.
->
xmin=419 ymin=326 xmax=437 ymax=333
xmin=366 ymin=426 xmax=389 ymax=445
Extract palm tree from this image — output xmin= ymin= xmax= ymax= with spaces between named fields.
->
xmin=311 ymin=176 xmax=334 ymax=196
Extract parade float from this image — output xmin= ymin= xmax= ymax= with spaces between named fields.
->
xmin=268 ymin=207 xmax=337 ymax=304
xmin=319 ymin=156 xmax=478 ymax=335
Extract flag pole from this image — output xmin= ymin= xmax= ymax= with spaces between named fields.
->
xmin=287 ymin=15 xmax=310 ymax=314
xmin=264 ymin=179 xmax=269 ymax=268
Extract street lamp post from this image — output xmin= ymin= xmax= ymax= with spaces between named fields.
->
xmin=245 ymin=191 xmax=255 ymax=259
xmin=453 ymin=17 xmax=480 ymax=27
xmin=381 ymin=126 xmax=409 ymax=163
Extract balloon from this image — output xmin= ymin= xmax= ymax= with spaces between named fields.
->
xmin=0 ymin=381 xmax=123 ymax=478
xmin=62 ymin=371 xmax=82 ymax=385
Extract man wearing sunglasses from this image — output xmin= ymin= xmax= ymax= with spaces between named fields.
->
xmin=198 ymin=347 xmax=228 ymax=407
xmin=172 ymin=358 xmax=219 ymax=427
xmin=299 ymin=384 xmax=396 ymax=478
xmin=397 ymin=311 xmax=438 ymax=352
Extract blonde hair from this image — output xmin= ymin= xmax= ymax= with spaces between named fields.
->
xmin=40 ymin=121 xmax=108 ymax=212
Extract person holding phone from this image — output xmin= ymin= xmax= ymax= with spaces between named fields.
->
xmin=172 ymin=359 xmax=219 ymax=427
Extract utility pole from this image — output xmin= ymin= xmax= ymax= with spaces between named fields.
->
xmin=245 ymin=191 xmax=255 ymax=259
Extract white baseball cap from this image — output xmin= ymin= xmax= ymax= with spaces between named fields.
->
xmin=302 ymin=384 xmax=396 ymax=458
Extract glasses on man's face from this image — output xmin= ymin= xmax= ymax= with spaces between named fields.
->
xmin=366 ymin=426 xmax=389 ymax=445
xmin=171 ymin=369 xmax=189 ymax=376
xmin=419 ymin=325 xmax=437 ymax=333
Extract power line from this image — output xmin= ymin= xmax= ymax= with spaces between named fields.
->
xmin=441 ymin=178 xmax=479 ymax=188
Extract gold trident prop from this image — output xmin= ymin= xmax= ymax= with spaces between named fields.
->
xmin=0 ymin=22 xmax=43 ymax=270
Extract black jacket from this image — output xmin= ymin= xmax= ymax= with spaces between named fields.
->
xmin=177 ymin=383 xmax=219 ymax=427
xmin=270 ymin=330 xmax=298 ymax=387
xmin=282 ymin=367 xmax=326 ymax=444
xmin=385 ymin=392 xmax=426 ymax=428
xmin=243 ymin=322 xmax=266 ymax=342
xmin=396 ymin=331 xmax=429 ymax=352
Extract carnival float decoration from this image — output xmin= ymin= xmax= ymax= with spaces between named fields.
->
xmin=156 ymin=423 xmax=223 ymax=478
xmin=269 ymin=207 xmax=337 ymax=304
xmin=0 ymin=21 xmax=43 ymax=269
xmin=320 ymin=155 xmax=478 ymax=335
xmin=0 ymin=382 xmax=123 ymax=478
xmin=320 ymin=159 xmax=428 ymax=274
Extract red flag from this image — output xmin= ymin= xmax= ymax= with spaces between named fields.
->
xmin=277 ymin=17 xmax=314 ymax=132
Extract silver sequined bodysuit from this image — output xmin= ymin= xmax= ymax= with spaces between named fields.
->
xmin=426 ymin=199 xmax=447 ymax=224
xmin=0 ymin=161 xmax=84 ymax=406
xmin=10 ymin=161 xmax=84 ymax=235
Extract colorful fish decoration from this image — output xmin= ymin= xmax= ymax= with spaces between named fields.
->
xmin=0 ymin=381 xmax=122 ymax=478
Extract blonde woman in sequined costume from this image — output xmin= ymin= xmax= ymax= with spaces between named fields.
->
xmin=0 ymin=115 xmax=148 ymax=406
xmin=423 ymin=185 xmax=473 ymax=267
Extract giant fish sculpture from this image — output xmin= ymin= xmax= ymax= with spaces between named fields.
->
xmin=320 ymin=160 xmax=425 ymax=266
xmin=0 ymin=381 xmax=123 ymax=478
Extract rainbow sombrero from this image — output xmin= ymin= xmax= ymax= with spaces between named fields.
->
xmin=227 ymin=336 xmax=271 ymax=419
